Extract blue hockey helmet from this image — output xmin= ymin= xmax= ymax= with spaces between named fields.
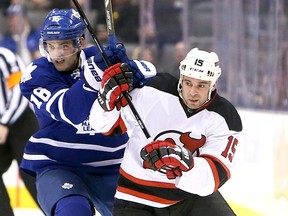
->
xmin=40 ymin=9 xmax=85 ymax=41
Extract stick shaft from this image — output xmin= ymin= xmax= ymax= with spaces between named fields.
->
xmin=103 ymin=0 xmax=151 ymax=140
xmin=72 ymin=0 xmax=111 ymax=67
xmin=72 ymin=0 xmax=151 ymax=140
xmin=104 ymin=0 xmax=116 ymax=47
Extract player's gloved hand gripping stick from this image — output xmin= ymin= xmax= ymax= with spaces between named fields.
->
xmin=141 ymin=140 xmax=194 ymax=179
xmin=71 ymin=0 xmax=152 ymax=140
xmin=98 ymin=63 xmax=133 ymax=111
xmin=100 ymin=1 xmax=195 ymax=180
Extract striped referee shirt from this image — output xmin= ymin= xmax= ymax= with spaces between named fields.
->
xmin=0 ymin=47 xmax=28 ymax=126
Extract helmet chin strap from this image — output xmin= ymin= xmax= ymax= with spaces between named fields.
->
xmin=66 ymin=51 xmax=82 ymax=73
xmin=207 ymin=85 xmax=214 ymax=100
xmin=74 ymin=50 xmax=82 ymax=70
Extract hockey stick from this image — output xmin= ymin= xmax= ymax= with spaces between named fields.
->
xmin=103 ymin=0 xmax=151 ymax=140
xmin=71 ymin=0 xmax=151 ymax=140
xmin=71 ymin=0 xmax=110 ymax=67
xmin=104 ymin=0 xmax=116 ymax=48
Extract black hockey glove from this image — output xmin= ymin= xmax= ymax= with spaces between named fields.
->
xmin=98 ymin=62 xmax=133 ymax=111
xmin=140 ymin=140 xmax=194 ymax=179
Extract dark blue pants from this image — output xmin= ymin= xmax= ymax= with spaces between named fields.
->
xmin=36 ymin=168 xmax=119 ymax=216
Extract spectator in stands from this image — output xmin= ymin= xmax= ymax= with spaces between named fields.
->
xmin=97 ymin=0 xmax=140 ymax=44
xmin=0 ymin=4 xmax=41 ymax=65
xmin=0 ymin=0 xmax=10 ymax=9
xmin=154 ymin=0 xmax=182 ymax=56
xmin=131 ymin=45 xmax=158 ymax=65
xmin=277 ymin=46 xmax=288 ymax=109
xmin=24 ymin=0 xmax=51 ymax=9
xmin=95 ymin=24 xmax=109 ymax=45
xmin=165 ymin=41 xmax=188 ymax=78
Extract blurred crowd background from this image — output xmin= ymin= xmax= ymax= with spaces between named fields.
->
xmin=0 ymin=0 xmax=287 ymax=111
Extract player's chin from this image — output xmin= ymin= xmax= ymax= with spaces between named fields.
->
xmin=53 ymin=61 xmax=68 ymax=71
xmin=54 ymin=65 xmax=67 ymax=72
xmin=185 ymin=100 xmax=200 ymax=109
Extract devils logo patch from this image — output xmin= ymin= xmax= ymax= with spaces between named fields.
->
xmin=154 ymin=130 xmax=206 ymax=155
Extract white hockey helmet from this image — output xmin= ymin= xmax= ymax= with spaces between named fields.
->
xmin=177 ymin=48 xmax=221 ymax=100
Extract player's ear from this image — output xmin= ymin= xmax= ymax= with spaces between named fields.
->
xmin=80 ymin=37 xmax=85 ymax=48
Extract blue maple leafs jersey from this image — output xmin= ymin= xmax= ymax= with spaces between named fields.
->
xmin=20 ymin=46 xmax=128 ymax=176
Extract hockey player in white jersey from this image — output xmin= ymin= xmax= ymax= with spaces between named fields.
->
xmin=19 ymin=8 xmax=156 ymax=216
xmin=89 ymin=48 xmax=242 ymax=215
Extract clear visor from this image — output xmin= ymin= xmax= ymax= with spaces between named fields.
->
xmin=39 ymin=38 xmax=80 ymax=60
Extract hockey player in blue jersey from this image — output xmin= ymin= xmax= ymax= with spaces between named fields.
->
xmin=19 ymin=9 xmax=156 ymax=216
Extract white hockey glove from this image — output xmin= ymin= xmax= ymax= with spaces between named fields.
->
xmin=89 ymin=99 xmax=127 ymax=136
xmin=140 ymin=140 xmax=194 ymax=179
xmin=82 ymin=56 xmax=104 ymax=92
xmin=127 ymin=60 xmax=157 ymax=88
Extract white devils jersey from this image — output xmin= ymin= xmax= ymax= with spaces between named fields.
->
xmin=91 ymin=73 xmax=242 ymax=208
